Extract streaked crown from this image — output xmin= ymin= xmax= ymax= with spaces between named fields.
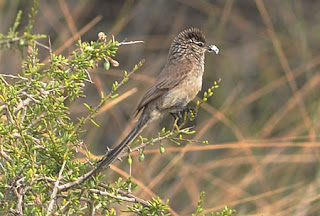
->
xmin=176 ymin=28 xmax=206 ymax=44
xmin=168 ymin=28 xmax=207 ymax=61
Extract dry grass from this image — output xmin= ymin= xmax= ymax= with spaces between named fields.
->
xmin=1 ymin=0 xmax=320 ymax=215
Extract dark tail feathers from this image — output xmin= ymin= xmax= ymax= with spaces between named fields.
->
xmin=84 ymin=111 xmax=150 ymax=180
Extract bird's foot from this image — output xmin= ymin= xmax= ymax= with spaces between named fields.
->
xmin=170 ymin=107 xmax=197 ymax=126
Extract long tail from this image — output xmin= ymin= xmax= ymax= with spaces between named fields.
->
xmin=83 ymin=111 xmax=150 ymax=181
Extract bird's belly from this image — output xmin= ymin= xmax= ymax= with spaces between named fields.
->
xmin=161 ymin=75 xmax=202 ymax=110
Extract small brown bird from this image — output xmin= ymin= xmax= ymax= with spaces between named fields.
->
xmin=86 ymin=28 xmax=219 ymax=179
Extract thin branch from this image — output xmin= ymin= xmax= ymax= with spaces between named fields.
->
xmin=15 ymin=98 xmax=32 ymax=113
xmin=69 ymin=60 xmax=144 ymax=139
xmin=0 ymin=37 xmax=21 ymax=45
xmin=0 ymin=74 xmax=28 ymax=81
xmin=14 ymin=187 xmax=23 ymax=215
xmin=58 ymin=168 xmax=96 ymax=191
xmin=0 ymin=76 xmax=9 ymax=85
xmin=0 ymin=145 xmax=12 ymax=162
xmin=58 ymin=126 xmax=192 ymax=191
xmin=46 ymin=160 xmax=66 ymax=215
xmin=116 ymin=40 xmax=144 ymax=46
xmin=21 ymin=92 xmax=40 ymax=103
xmin=8 ymin=209 xmax=22 ymax=216
xmin=89 ymin=188 xmax=150 ymax=206
xmin=90 ymin=198 xmax=95 ymax=216
xmin=120 ymin=127 xmax=193 ymax=158
xmin=48 ymin=36 xmax=53 ymax=61
xmin=34 ymin=40 xmax=50 ymax=50
xmin=55 ymin=194 xmax=93 ymax=215
xmin=84 ymin=69 xmax=94 ymax=83
xmin=99 ymin=183 xmax=149 ymax=206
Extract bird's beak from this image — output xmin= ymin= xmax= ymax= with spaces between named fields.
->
xmin=206 ymin=45 xmax=219 ymax=54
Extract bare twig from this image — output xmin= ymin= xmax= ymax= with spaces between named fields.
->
xmin=84 ymin=69 xmax=94 ymax=83
xmin=122 ymin=127 xmax=193 ymax=157
xmin=15 ymin=98 xmax=32 ymax=113
xmin=116 ymin=40 xmax=144 ymax=46
xmin=34 ymin=40 xmax=50 ymax=50
xmin=46 ymin=160 xmax=66 ymax=215
xmin=12 ymin=185 xmax=30 ymax=216
xmin=0 ymin=74 xmax=28 ymax=81
xmin=90 ymin=198 xmax=95 ymax=216
xmin=0 ymin=76 xmax=9 ymax=85
xmin=8 ymin=208 xmax=22 ymax=216
xmin=14 ymin=187 xmax=23 ymax=215
xmin=21 ymin=92 xmax=40 ymax=103
xmin=89 ymin=188 xmax=150 ymax=206
xmin=57 ymin=168 xmax=96 ymax=191
xmin=0 ymin=145 xmax=12 ymax=162
xmin=0 ymin=37 xmax=21 ymax=45
xmin=99 ymin=183 xmax=149 ymax=206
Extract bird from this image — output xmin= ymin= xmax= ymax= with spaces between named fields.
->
xmin=85 ymin=27 xmax=219 ymax=180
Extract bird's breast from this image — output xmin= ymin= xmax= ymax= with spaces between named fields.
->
xmin=161 ymin=73 xmax=203 ymax=110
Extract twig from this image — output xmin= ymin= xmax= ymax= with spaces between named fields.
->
xmin=56 ymin=199 xmax=70 ymax=215
xmin=34 ymin=40 xmax=50 ymax=50
xmin=8 ymin=209 xmax=22 ymax=216
xmin=46 ymin=160 xmax=66 ymax=215
xmin=89 ymin=188 xmax=150 ymax=206
xmin=0 ymin=76 xmax=9 ymax=85
xmin=120 ymin=127 xmax=193 ymax=158
xmin=0 ymin=145 xmax=12 ymax=162
xmin=0 ymin=73 xmax=28 ymax=81
xmin=69 ymin=60 xmax=144 ymax=139
xmin=55 ymin=194 xmax=93 ymax=215
xmin=0 ymin=37 xmax=21 ymax=45
xmin=14 ymin=187 xmax=23 ymax=215
xmin=90 ymin=198 xmax=95 ymax=216
xmin=15 ymin=98 xmax=32 ymax=113
xmin=58 ymin=168 xmax=96 ymax=191
xmin=12 ymin=185 xmax=30 ymax=216
xmin=26 ymin=113 xmax=45 ymax=129
xmin=99 ymin=183 xmax=149 ymax=206
xmin=58 ymin=127 xmax=192 ymax=191
xmin=21 ymin=92 xmax=40 ymax=103
xmin=84 ymin=69 xmax=94 ymax=83
xmin=12 ymin=132 xmax=41 ymax=146
xmin=116 ymin=40 xmax=144 ymax=46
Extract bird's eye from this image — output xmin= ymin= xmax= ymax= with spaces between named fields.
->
xmin=196 ymin=41 xmax=204 ymax=47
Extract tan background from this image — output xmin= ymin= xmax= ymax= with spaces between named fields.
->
xmin=1 ymin=0 xmax=320 ymax=215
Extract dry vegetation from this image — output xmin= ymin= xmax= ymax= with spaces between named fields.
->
xmin=0 ymin=0 xmax=320 ymax=215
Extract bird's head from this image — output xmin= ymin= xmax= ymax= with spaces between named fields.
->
xmin=173 ymin=28 xmax=219 ymax=57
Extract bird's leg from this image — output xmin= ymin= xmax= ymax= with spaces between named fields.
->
xmin=183 ymin=106 xmax=198 ymax=121
xmin=170 ymin=111 xmax=184 ymax=126
xmin=170 ymin=106 xmax=198 ymax=126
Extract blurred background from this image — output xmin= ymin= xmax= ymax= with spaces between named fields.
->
xmin=1 ymin=0 xmax=320 ymax=215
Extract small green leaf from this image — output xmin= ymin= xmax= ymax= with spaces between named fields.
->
xmin=160 ymin=145 xmax=165 ymax=154
xmin=90 ymin=118 xmax=100 ymax=127
xmin=104 ymin=60 xmax=110 ymax=70
xmin=170 ymin=138 xmax=180 ymax=146
xmin=182 ymin=130 xmax=196 ymax=135
xmin=139 ymin=151 xmax=145 ymax=162
xmin=128 ymin=155 xmax=132 ymax=165
xmin=83 ymin=103 xmax=92 ymax=111
xmin=110 ymin=94 xmax=119 ymax=99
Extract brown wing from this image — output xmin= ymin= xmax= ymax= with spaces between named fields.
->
xmin=136 ymin=59 xmax=193 ymax=113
